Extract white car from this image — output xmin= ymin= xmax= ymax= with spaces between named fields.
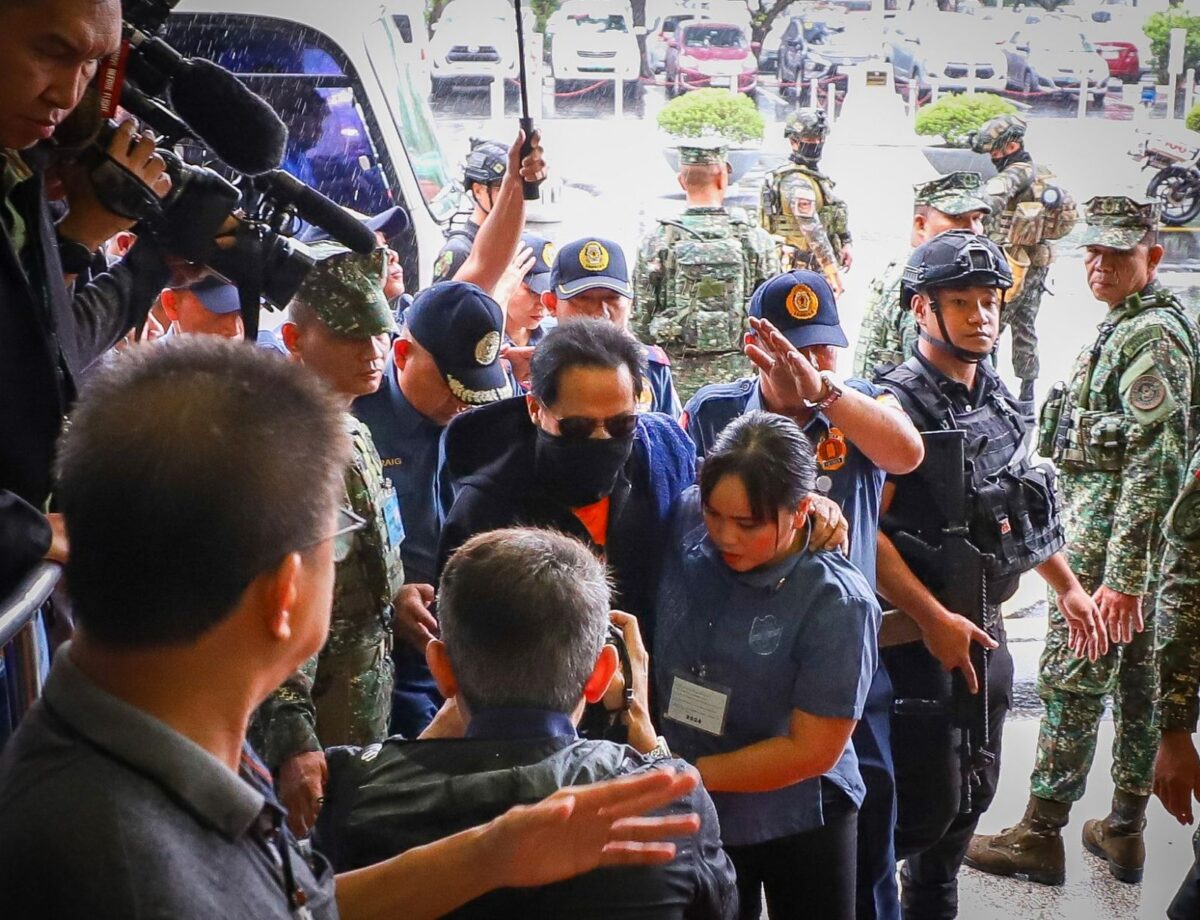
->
xmin=1002 ymin=24 xmax=1109 ymax=105
xmin=429 ymin=3 xmax=530 ymax=94
xmin=885 ymin=15 xmax=1008 ymax=97
xmin=549 ymin=4 xmax=643 ymax=96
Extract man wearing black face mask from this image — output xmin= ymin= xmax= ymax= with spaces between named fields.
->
xmin=436 ymin=319 xmax=698 ymax=651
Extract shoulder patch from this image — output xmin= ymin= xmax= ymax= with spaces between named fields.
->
xmin=1129 ymin=374 xmax=1167 ymax=412
xmin=434 ymin=250 xmax=454 ymax=278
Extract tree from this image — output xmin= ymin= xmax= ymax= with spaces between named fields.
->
xmin=747 ymin=0 xmax=794 ymax=47
xmin=1144 ymin=10 xmax=1200 ymax=82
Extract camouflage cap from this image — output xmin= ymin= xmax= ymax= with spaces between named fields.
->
xmin=1076 ymin=196 xmax=1161 ymax=251
xmin=969 ymin=113 xmax=1026 ymax=154
xmin=679 ymin=143 xmax=728 ymax=166
xmin=913 ymin=171 xmax=992 ymax=216
xmin=296 ymin=241 xmax=398 ymax=337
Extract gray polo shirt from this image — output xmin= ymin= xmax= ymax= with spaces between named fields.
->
xmin=0 ymin=644 xmax=338 ymax=919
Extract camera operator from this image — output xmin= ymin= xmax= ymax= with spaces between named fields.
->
xmin=0 ymin=0 xmax=174 ymax=592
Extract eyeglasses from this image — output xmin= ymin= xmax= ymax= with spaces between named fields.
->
xmin=547 ymin=410 xmax=638 ymax=442
xmin=297 ymin=506 xmax=367 ymax=563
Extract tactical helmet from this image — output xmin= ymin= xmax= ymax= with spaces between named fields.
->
xmin=902 ymin=230 xmax=1012 ymax=363
xmin=462 ymin=138 xmax=508 ymax=187
xmin=785 ymin=109 xmax=827 ymax=166
xmin=969 ymin=114 xmax=1027 ymax=155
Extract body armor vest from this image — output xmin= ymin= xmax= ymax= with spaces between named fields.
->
xmin=882 ymin=358 xmax=1064 ymax=584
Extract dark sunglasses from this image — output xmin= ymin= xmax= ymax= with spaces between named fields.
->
xmin=549 ymin=411 xmax=638 ymax=442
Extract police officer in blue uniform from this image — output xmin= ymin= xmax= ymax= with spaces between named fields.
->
xmin=352 ymin=281 xmax=511 ymax=736
xmin=433 ymin=139 xmax=509 ymax=283
xmin=683 ymin=270 xmax=924 ymax=920
xmin=543 ymin=237 xmax=682 ymax=418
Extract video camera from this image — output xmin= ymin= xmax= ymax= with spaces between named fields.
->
xmin=54 ymin=0 xmax=379 ymax=331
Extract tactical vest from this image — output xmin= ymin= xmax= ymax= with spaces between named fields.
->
xmin=651 ymin=212 xmax=748 ymax=355
xmin=883 ymin=358 xmax=1063 ymax=582
xmin=1038 ymin=292 xmax=1200 ymax=472
xmin=987 ymin=163 xmax=1075 ymax=269
xmin=760 ymin=163 xmax=846 ymax=257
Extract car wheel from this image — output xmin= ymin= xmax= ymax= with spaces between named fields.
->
xmin=1023 ymin=70 xmax=1037 ymax=96
xmin=1091 ymin=88 xmax=1106 ymax=107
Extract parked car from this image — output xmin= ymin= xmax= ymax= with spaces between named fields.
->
xmin=645 ymin=10 xmax=701 ymax=73
xmin=428 ymin=2 xmax=529 ymax=96
xmin=548 ymin=2 xmax=643 ymax=97
xmin=1093 ymin=39 xmax=1141 ymax=82
xmin=665 ymin=20 xmax=759 ymax=97
xmin=167 ymin=0 xmax=462 ymax=289
xmin=779 ymin=15 xmax=877 ymax=102
xmin=1002 ymin=24 xmax=1109 ymax=105
xmin=883 ymin=15 xmax=1007 ymax=97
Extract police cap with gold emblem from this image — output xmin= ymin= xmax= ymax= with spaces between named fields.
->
xmin=295 ymin=241 xmax=398 ymax=337
xmin=749 ymin=270 xmax=847 ymax=349
xmin=405 ymin=281 xmax=512 ymax=406
xmin=1076 ymin=196 xmax=1160 ymax=251
xmin=913 ymin=171 xmax=992 ymax=217
xmin=550 ymin=237 xmax=633 ymax=300
xmin=521 ymin=232 xmax=555 ymax=295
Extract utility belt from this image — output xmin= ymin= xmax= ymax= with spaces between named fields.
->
xmin=1039 ymin=383 xmax=1126 ymax=471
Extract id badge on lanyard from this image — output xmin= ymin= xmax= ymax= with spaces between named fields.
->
xmin=664 ymin=669 xmax=731 ymax=737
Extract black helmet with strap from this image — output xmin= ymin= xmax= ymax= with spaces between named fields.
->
xmin=463 ymin=138 xmax=508 ymax=187
xmin=902 ymin=230 xmax=1013 ymax=364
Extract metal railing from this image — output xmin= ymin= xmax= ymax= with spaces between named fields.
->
xmin=1 ymin=562 xmax=60 ymax=733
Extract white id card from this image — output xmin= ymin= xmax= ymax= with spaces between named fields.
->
xmin=664 ymin=672 xmax=731 ymax=737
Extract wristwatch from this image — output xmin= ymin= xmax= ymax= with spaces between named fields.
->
xmin=647 ymin=735 xmax=672 ymax=761
xmin=804 ymin=371 xmax=844 ymax=412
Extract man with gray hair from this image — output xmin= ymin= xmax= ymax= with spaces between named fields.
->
xmin=318 ymin=527 xmax=738 ymax=919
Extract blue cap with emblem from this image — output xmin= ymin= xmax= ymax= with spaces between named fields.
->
xmin=405 ymin=281 xmax=512 ymax=406
xmin=521 ymin=232 xmax=555 ymax=295
xmin=298 ymin=205 xmax=410 ymax=246
xmin=749 ymin=270 xmax=847 ymax=350
xmin=549 ymin=237 xmax=633 ymax=300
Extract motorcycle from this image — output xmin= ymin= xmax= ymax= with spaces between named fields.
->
xmin=1128 ymin=129 xmax=1200 ymax=227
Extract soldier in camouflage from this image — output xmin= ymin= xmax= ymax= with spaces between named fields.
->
xmin=633 ymin=143 xmax=778 ymax=401
xmin=760 ymin=110 xmax=852 ymax=294
xmin=252 ymin=242 xmax=407 ymax=837
xmin=968 ymin=196 xmax=1200 ymax=886
xmin=971 ymin=114 xmax=1077 ymax=403
xmin=1154 ymin=443 xmax=1200 ymax=917
xmin=851 ymin=172 xmax=992 ymax=379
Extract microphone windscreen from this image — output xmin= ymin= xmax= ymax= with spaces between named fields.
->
xmin=265 ymin=170 xmax=378 ymax=254
xmin=169 ymin=59 xmax=287 ymax=176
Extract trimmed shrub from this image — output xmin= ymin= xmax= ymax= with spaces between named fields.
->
xmin=657 ymin=89 xmax=766 ymax=145
xmin=915 ymin=93 xmax=1019 ymax=148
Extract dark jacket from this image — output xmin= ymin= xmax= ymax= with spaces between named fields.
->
xmin=0 ymin=157 xmax=170 ymax=593
xmin=319 ymin=735 xmax=738 ymax=919
xmin=437 ymin=397 xmax=696 ymax=650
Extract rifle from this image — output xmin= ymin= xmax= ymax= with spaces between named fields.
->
xmin=889 ymin=430 xmax=996 ymax=814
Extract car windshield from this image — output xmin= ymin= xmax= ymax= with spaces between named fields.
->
xmin=570 ymin=14 xmax=629 ymax=33
xmin=684 ymin=26 xmax=745 ymax=48
xmin=1024 ymin=27 xmax=1094 ymax=52
xmin=663 ymin=15 xmax=694 ymax=34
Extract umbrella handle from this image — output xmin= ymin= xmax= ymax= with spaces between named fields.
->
xmin=519 ymin=115 xmax=540 ymax=202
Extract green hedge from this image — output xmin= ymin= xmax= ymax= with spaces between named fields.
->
xmin=1188 ymin=103 xmax=1200 ymax=134
xmin=914 ymin=93 xmax=1018 ymax=148
xmin=657 ymin=89 xmax=765 ymax=145
xmin=1144 ymin=11 xmax=1200 ymax=83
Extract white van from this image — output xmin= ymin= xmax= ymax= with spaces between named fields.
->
xmin=547 ymin=0 xmax=643 ymax=97
xmin=168 ymin=1 xmax=464 ymax=289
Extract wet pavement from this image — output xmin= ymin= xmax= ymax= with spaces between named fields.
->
xmin=430 ymin=77 xmax=1200 ymax=917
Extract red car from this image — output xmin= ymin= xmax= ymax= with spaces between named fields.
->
xmin=665 ymin=21 xmax=758 ymax=96
xmin=1094 ymin=40 xmax=1140 ymax=83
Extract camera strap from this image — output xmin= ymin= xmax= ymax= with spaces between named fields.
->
xmin=88 ymin=155 xmax=163 ymax=223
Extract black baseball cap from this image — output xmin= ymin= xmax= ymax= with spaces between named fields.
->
xmin=549 ymin=237 xmax=633 ymax=300
xmin=405 ymin=281 xmax=512 ymax=406
xmin=522 ymin=233 xmax=556 ymax=295
xmin=749 ymin=271 xmax=847 ymax=349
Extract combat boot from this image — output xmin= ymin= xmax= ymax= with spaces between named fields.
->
xmin=963 ymin=795 xmax=1071 ymax=886
xmin=1082 ymin=790 xmax=1149 ymax=883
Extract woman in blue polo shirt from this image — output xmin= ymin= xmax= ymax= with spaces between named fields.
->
xmin=654 ymin=410 xmax=880 ymax=920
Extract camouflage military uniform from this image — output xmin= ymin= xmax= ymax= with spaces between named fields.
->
xmin=761 ymin=162 xmax=849 ymax=281
xmin=1158 ymin=442 xmax=1200 ymax=745
xmin=634 ymin=146 xmax=779 ymax=401
xmin=1032 ymin=198 xmax=1199 ymax=804
xmin=852 ymin=172 xmax=993 ymax=378
xmin=252 ymin=243 xmax=406 ymax=768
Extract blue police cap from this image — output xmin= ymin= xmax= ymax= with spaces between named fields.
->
xmin=189 ymin=276 xmax=241 ymax=315
xmin=522 ymin=233 xmax=556 ymax=295
xmin=405 ymin=281 xmax=512 ymax=406
xmin=298 ymin=205 xmax=410 ymax=245
xmin=749 ymin=271 xmax=847 ymax=350
xmin=549 ymin=237 xmax=633 ymax=300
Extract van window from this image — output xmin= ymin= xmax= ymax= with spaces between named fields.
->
xmin=160 ymin=13 xmax=396 ymax=217
xmin=393 ymin=14 xmax=414 ymax=44
xmin=364 ymin=16 xmax=458 ymax=221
